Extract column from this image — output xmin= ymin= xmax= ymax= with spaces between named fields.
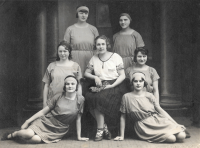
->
xmin=160 ymin=1 xmax=182 ymax=109
xmin=23 ymin=2 xmax=47 ymax=111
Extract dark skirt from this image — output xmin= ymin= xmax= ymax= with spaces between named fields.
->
xmin=85 ymin=78 xmax=131 ymax=121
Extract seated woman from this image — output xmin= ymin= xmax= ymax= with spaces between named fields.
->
xmin=43 ymin=41 xmax=82 ymax=108
xmin=126 ymin=47 xmax=160 ymax=101
xmin=114 ymin=72 xmax=186 ymax=143
xmin=84 ymin=35 xmax=130 ymax=141
xmin=1 ymin=75 xmax=89 ymax=143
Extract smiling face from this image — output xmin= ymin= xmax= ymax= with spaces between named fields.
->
xmin=136 ymin=51 xmax=147 ymax=65
xmin=64 ymin=77 xmax=77 ymax=93
xmin=132 ymin=75 xmax=145 ymax=91
xmin=119 ymin=16 xmax=131 ymax=29
xmin=96 ymin=38 xmax=107 ymax=54
xmin=77 ymin=11 xmax=88 ymax=22
xmin=58 ymin=46 xmax=69 ymax=61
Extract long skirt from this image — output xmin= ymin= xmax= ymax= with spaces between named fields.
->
xmin=84 ymin=78 xmax=131 ymax=129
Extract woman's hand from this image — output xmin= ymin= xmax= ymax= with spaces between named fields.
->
xmin=114 ymin=136 xmax=124 ymax=141
xmin=77 ymin=137 xmax=89 ymax=141
xmin=94 ymin=76 xmax=102 ymax=87
xmin=21 ymin=121 xmax=30 ymax=129
xmin=104 ymin=84 xmax=113 ymax=90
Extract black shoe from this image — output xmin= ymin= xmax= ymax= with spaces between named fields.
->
xmin=1 ymin=132 xmax=13 ymax=141
xmin=104 ymin=130 xmax=112 ymax=140
xmin=185 ymin=129 xmax=191 ymax=138
xmin=94 ymin=129 xmax=103 ymax=141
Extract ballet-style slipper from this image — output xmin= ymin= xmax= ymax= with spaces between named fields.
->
xmin=1 ymin=132 xmax=14 ymax=141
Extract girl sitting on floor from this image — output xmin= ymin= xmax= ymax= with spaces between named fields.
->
xmin=114 ymin=72 xmax=186 ymax=143
xmin=1 ymin=75 xmax=88 ymax=144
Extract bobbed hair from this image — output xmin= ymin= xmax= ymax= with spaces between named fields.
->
xmin=63 ymin=75 xmax=79 ymax=92
xmin=56 ymin=41 xmax=72 ymax=61
xmin=76 ymin=5 xmax=89 ymax=18
xmin=134 ymin=47 xmax=149 ymax=63
xmin=93 ymin=35 xmax=112 ymax=50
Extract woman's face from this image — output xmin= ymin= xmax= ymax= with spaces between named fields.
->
xmin=136 ymin=52 xmax=147 ymax=65
xmin=96 ymin=38 xmax=107 ymax=54
xmin=58 ymin=46 xmax=69 ymax=60
xmin=64 ymin=77 xmax=77 ymax=93
xmin=77 ymin=11 xmax=88 ymax=22
xmin=119 ymin=16 xmax=130 ymax=29
xmin=132 ymin=76 xmax=145 ymax=91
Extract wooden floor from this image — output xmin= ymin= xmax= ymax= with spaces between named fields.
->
xmin=0 ymin=117 xmax=199 ymax=148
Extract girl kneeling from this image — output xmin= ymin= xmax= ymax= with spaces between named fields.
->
xmin=1 ymin=75 xmax=88 ymax=143
xmin=114 ymin=72 xmax=186 ymax=143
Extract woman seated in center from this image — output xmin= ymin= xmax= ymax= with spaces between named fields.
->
xmin=84 ymin=35 xmax=130 ymax=141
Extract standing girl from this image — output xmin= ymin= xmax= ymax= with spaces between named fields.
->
xmin=64 ymin=5 xmax=99 ymax=74
xmin=113 ymin=13 xmax=145 ymax=69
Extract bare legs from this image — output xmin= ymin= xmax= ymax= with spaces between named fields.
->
xmin=7 ymin=129 xmax=42 ymax=144
xmin=165 ymin=132 xmax=186 ymax=143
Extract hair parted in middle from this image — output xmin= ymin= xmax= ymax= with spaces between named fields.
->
xmin=56 ymin=40 xmax=72 ymax=61
xmin=63 ymin=75 xmax=79 ymax=92
xmin=134 ymin=47 xmax=148 ymax=63
xmin=93 ymin=35 xmax=112 ymax=50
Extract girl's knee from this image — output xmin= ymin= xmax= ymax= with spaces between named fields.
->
xmin=27 ymin=135 xmax=42 ymax=144
xmin=165 ymin=135 xmax=176 ymax=143
xmin=176 ymin=132 xmax=186 ymax=141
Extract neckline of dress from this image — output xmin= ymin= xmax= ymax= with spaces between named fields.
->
xmin=98 ymin=53 xmax=114 ymax=62
xmin=98 ymin=53 xmax=114 ymax=69
xmin=74 ymin=24 xmax=89 ymax=28
xmin=55 ymin=61 xmax=74 ymax=67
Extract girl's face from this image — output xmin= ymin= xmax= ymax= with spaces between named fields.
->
xmin=119 ymin=16 xmax=130 ymax=29
xmin=64 ymin=77 xmax=77 ymax=93
xmin=77 ymin=11 xmax=88 ymax=22
xmin=136 ymin=52 xmax=147 ymax=65
xmin=96 ymin=38 xmax=107 ymax=54
xmin=132 ymin=75 xmax=145 ymax=91
xmin=58 ymin=46 xmax=69 ymax=60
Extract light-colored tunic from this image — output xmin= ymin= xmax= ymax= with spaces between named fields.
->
xmin=42 ymin=61 xmax=81 ymax=101
xmin=126 ymin=66 xmax=160 ymax=93
xmin=64 ymin=24 xmax=99 ymax=74
xmin=120 ymin=92 xmax=185 ymax=142
xmin=29 ymin=94 xmax=85 ymax=143
xmin=113 ymin=30 xmax=144 ymax=69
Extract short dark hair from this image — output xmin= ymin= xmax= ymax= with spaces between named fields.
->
xmin=93 ymin=35 xmax=111 ymax=50
xmin=63 ymin=75 xmax=79 ymax=92
xmin=76 ymin=5 xmax=89 ymax=18
xmin=134 ymin=47 xmax=148 ymax=62
xmin=56 ymin=41 xmax=72 ymax=61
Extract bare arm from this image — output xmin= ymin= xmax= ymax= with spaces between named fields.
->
xmin=84 ymin=68 xmax=102 ymax=87
xmin=77 ymin=67 xmax=83 ymax=95
xmin=152 ymin=80 xmax=159 ymax=102
xmin=21 ymin=106 xmax=50 ymax=129
xmin=104 ymin=69 xmax=125 ymax=89
xmin=76 ymin=114 xmax=89 ymax=141
xmin=155 ymin=105 xmax=177 ymax=125
xmin=114 ymin=113 xmax=126 ymax=141
xmin=43 ymin=83 xmax=49 ymax=108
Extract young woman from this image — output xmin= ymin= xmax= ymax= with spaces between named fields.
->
xmin=43 ymin=41 xmax=82 ymax=107
xmin=114 ymin=72 xmax=186 ymax=143
xmin=126 ymin=47 xmax=160 ymax=101
xmin=113 ymin=13 xmax=145 ymax=69
xmin=64 ymin=5 xmax=99 ymax=74
xmin=1 ymin=75 xmax=89 ymax=143
xmin=84 ymin=35 xmax=130 ymax=141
